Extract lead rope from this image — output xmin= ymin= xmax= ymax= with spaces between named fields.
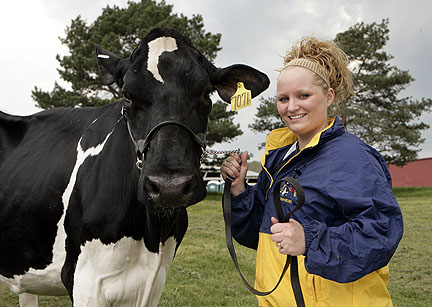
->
xmin=223 ymin=176 xmax=305 ymax=306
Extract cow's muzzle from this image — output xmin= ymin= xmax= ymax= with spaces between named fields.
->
xmin=141 ymin=171 xmax=205 ymax=208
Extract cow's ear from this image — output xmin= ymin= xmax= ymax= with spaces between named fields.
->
xmin=95 ymin=45 xmax=123 ymax=86
xmin=211 ymin=64 xmax=270 ymax=103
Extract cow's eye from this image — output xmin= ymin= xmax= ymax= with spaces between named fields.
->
xmin=202 ymin=89 xmax=213 ymax=109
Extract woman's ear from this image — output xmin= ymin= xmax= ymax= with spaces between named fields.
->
xmin=327 ymin=88 xmax=335 ymax=107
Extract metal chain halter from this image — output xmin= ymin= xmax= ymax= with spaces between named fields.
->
xmin=202 ymin=148 xmax=240 ymax=157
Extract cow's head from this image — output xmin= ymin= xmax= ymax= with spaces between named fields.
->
xmin=96 ymin=28 xmax=269 ymax=210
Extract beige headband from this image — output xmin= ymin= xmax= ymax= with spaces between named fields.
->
xmin=283 ymin=58 xmax=330 ymax=87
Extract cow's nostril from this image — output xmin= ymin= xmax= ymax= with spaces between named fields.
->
xmin=146 ymin=176 xmax=163 ymax=196
xmin=182 ymin=178 xmax=193 ymax=197
xmin=149 ymin=182 xmax=160 ymax=195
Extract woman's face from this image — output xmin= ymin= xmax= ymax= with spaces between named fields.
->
xmin=277 ymin=67 xmax=334 ymax=148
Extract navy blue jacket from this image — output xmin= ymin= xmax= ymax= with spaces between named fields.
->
xmin=231 ymin=117 xmax=403 ymax=283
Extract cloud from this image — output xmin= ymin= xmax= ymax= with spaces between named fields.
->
xmin=40 ymin=0 xmax=128 ymax=24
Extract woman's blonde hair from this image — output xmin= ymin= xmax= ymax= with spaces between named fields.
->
xmin=282 ymin=37 xmax=354 ymax=106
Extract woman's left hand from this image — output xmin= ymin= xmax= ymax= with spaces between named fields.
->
xmin=270 ymin=217 xmax=306 ymax=256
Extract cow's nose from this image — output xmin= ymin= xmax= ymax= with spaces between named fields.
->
xmin=145 ymin=174 xmax=194 ymax=206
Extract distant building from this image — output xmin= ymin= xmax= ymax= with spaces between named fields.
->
xmin=201 ymin=164 xmax=259 ymax=192
xmin=387 ymin=157 xmax=432 ymax=187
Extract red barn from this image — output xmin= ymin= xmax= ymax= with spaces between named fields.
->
xmin=388 ymin=157 xmax=432 ymax=187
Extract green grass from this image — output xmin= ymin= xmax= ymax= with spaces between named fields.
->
xmin=158 ymin=197 xmax=257 ymax=306
xmin=1 ymin=192 xmax=431 ymax=306
xmin=387 ymin=196 xmax=432 ymax=306
xmin=392 ymin=186 xmax=432 ymax=198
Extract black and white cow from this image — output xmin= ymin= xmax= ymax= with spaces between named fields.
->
xmin=0 ymin=28 xmax=269 ymax=306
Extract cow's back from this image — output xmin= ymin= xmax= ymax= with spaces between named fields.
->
xmin=0 ymin=105 xmax=111 ymax=278
xmin=0 ymin=111 xmax=29 ymax=162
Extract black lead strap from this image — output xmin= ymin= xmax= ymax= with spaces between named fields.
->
xmin=223 ymin=177 xmax=305 ymax=306
xmin=272 ymin=178 xmax=306 ymax=306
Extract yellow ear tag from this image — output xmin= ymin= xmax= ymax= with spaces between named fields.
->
xmin=230 ymin=82 xmax=252 ymax=111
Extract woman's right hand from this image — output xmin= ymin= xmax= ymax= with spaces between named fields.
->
xmin=220 ymin=151 xmax=248 ymax=197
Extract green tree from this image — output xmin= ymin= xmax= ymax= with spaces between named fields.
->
xmin=207 ymin=101 xmax=242 ymax=147
xmin=250 ymin=19 xmax=432 ymax=165
xmin=200 ymin=100 xmax=242 ymax=166
xmin=32 ymin=0 xmax=242 ymax=147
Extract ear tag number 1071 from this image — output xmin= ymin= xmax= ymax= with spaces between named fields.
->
xmin=231 ymin=82 xmax=252 ymax=111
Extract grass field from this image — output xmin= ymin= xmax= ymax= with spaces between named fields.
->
xmin=1 ymin=188 xmax=431 ymax=306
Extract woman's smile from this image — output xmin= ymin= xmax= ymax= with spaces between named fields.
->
xmin=288 ymin=113 xmax=307 ymax=120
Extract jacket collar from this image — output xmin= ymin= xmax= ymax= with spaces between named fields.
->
xmin=261 ymin=116 xmax=345 ymax=166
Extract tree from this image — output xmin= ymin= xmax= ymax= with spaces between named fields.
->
xmin=207 ymin=101 xmax=242 ymax=147
xmin=250 ymin=19 xmax=432 ymax=165
xmin=32 ymin=0 xmax=242 ymax=147
xmin=336 ymin=19 xmax=432 ymax=165
xmin=200 ymin=101 xmax=242 ymax=166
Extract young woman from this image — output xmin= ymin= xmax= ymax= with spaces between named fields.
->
xmin=220 ymin=37 xmax=403 ymax=306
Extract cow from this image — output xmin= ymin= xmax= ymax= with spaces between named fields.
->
xmin=0 ymin=27 xmax=269 ymax=306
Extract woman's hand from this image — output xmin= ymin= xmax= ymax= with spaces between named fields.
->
xmin=220 ymin=151 xmax=248 ymax=197
xmin=270 ymin=217 xmax=305 ymax=256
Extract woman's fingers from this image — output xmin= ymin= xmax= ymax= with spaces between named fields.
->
xmin=221 ymin=153 xmax=242 ymax=179
xmin=270 ymin=218 xmax=305 ymax=256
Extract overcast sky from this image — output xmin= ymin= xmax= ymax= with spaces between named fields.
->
xmin=0 ymin=0 xmax=430 ymax=160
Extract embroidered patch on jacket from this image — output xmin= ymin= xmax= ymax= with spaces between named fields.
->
xmin=279 ymin=181 xmax=297 ymax=205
